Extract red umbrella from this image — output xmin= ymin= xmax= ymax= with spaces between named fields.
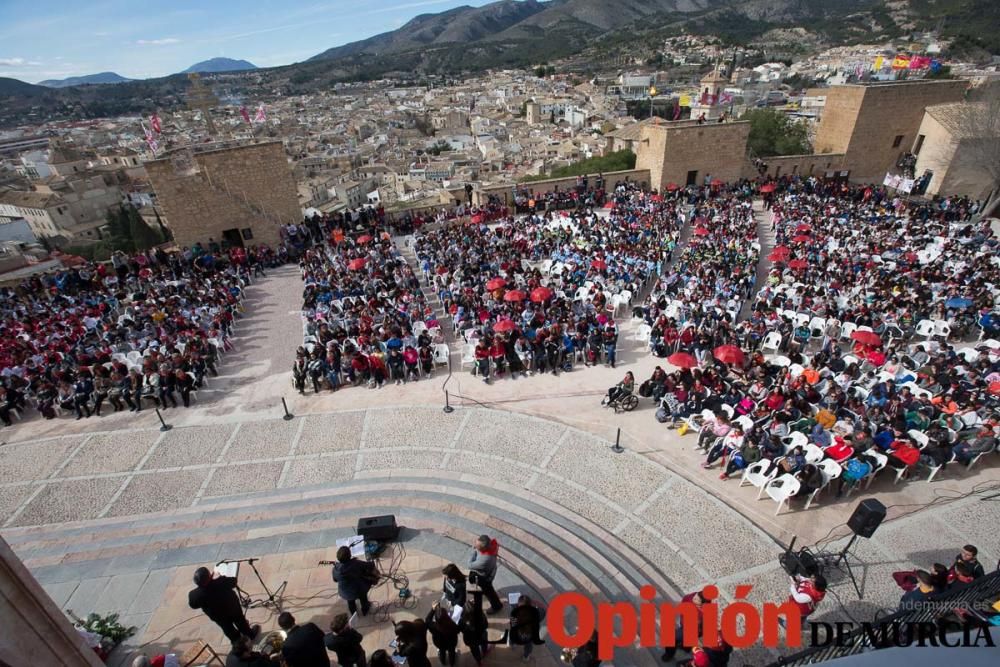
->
xmin=795 ymin=224 xmax=811 ymax=233
xmin=436 ymin=266 xmax=449 ymax=275
xmin=668 ymin=352 xmax=698 ymax=369
xmin=356 ymin=234 xmax=373 ymax=244
xmin=768 ymin=251 xmax=789 ymax=262
xmin=792 ymin=235 xmax=811 ymax=243
xmin=504 ymin=289 xmax=527 ymax=302
xmin=713 ymin=345 xmax=745 ymax=365
xmin=851 ymin=330 xmax=882 ymax=347
xmin=772 ymin=245 xmax=790 ymax=255
xmin=788 ymin=259 xmax=808 ymax=270
xmin=710 ymin=178 xmax=724 ymax=187
xmin=470 ymin=213 xmax=484 ymax=224
xmin=486 ymin=277 xmax=507 ymax=291
xmin=759 ymin=183 xmax=776 ymax=193
xmin=494 ymin=319 xmax=517 ymax=333
xmin=591 ymin=259 xmax=608 ymax=271
xmin=651 ymin=194 xmax=664 ymax=202
xmin=694 ymin=227 xmax=710 ymax=237
xmin=347 ymin=258 xmax=367 ymax=271
xmin=530 ymin=287 xmax=554 ymax=303
xmin=665 ymin=182 xmax=680 ymax=192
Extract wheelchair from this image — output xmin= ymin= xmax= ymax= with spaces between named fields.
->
xmin=601 ymin=387 xmax=639 ymax=413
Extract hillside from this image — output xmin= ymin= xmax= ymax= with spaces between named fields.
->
xmin=182 ymin=58 xmax=257 ymax=73
xmin=38 ymin=72 xmax=132 ymax=88
xmin=2 ymin=0 xmax=999 ymax=128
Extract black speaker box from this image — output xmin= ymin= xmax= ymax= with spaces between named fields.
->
xmin=847 ymin=499 xmax=886 ymax=539
xmin=357 ymin=515 xmax=399 ymax=542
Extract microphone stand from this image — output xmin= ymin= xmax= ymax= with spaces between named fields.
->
xmin=219 ymin=557 xmax=287 ymax=612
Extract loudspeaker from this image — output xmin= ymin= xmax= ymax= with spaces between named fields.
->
xmin=357 ymin=515 xmax=399 ymax=542
xmin=847 ymin=499 xmax=886 ymax=539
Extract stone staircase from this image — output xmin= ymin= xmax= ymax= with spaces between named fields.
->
xmin=9 ymin=475 xmax=671 ymax=667
xmin=395 ymin=236 xmax=463 ymax=358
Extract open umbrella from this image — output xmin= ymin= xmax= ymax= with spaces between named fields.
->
xmin=768 ymin=250 xmax=790 ymax=262
xmin=713 ymin=345 xmax=745 ymax=365
xmin=494 ymin=319 xmax=517 ymax=333
xmin=530 ymin=286 xmax=554 ymax=303
xmin=668 ymin=352 xmax=698 ymax=369
xmin=788 ymin=259 xmax=808 ymax=270
xmin=470 ymin=213 xmax=484 ymax=224
xmin=665 ymin=182 xmax=680 ymax=192
xmin=436 ymin=266 xmax=449 ymax=275
xmin=651 ymin=194 xmax=664 ymax=202
xmin=710 ymin=178 xmax=724 ymax=187
xmin=347 ymin=258 xmax=367 ymax=271
xmin=795 ymin=224 xmax=812 ymax=233
xmin=694 ymin=227 xmax=710 ymax=237
xmin=792 ymin=235 xmax=811 ymax=243
xmin=772 ymin=245 xmax=790 ymax=255
xmin=759 ymin=183 xmax=776 ymax=193
xmin=850 ymin=330 xmax=882 ymax=347
xmin=945 ymin=296 xmax=973 ymax=309
xmin=712 ymin=345 xmax=746 ymax=366
xmin=486 ymin=277 xmax=507 ymax=291
xmin=356 ymin=234 xmax=373 ymax=244
xmin=591 ymin=259 xmax=608 ymax=271
xmin=504 ymin=289 xmax=527 ymax=302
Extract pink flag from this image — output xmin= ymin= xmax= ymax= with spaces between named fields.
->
xmin=720 ymin=92 xmax=733 ymax=105
xmin=240 ymin=106 xmax=251 ymax=124
xmin=254 ymin=104 xmax=266 ymax=123
xmin=150 ymin=112 xmax=162 ymax=134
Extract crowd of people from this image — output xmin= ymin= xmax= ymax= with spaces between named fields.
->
xmin=412 ymin=180 xmax=682 ymax=383
xmin=633 ymin=176 xmax=999 ymax=502
xmin=0 ymin=245 xmax=255 ymax=427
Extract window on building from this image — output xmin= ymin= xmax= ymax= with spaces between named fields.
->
xmin=913 ymin=134 xmax=925 ymax=155
xmin=685 ymin=170 xmax=698 ymax=186
xmin=892 ymin=135 xmax=904 ymax=148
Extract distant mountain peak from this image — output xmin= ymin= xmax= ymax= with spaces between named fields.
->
xmin=38 ymin=72 xmax=132 ymax=88
xmin=182 ymin=58 xmax=257 ymax=74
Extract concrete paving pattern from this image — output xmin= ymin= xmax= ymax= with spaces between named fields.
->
xmin=1 ymin=262 xmax=998 ymax=667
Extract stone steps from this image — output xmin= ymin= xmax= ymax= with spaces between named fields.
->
xmin=11 ymin=476 xmax=675 ymax=666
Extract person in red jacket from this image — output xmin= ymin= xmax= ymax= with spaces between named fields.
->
xmin=490 ymin=337 xmax=507 ymax=378
xmin=474 ymin=339 xmax=491 ymax=383
xmin=785 ymin=573 xmax=826 ymax=625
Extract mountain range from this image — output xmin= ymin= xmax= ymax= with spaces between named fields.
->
xmin=182 ymin=58 xmax=257 ymax=74
xmin=1 ymin=0 xmax=997 ymax=128
xmin=38 ymin=72 xmax=132 ymax=88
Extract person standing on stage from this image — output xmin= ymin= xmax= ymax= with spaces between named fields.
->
xmin=188 ymin=566 xmax=259 ymax=645
xmin=469 ymin=534 xmax=503 ymax=614
xmin=332 ymin=546 xmax=375 ymax=616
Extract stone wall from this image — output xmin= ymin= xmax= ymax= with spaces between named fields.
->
xmin=753 ymin=153 xmax=848 ymax=180
xmin=815 ymin=81 xmax=968 ymax=183
xmin=146 ymin=141 xmax=299 ymax=248
xmin=638 ymin=121 xmax=751 ymax=190
xmin=477 ymin=169 xmax=651 ymax=206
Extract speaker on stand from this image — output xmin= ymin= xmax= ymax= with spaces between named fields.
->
xmin=818 ymin=499 xmax=886 ymax=598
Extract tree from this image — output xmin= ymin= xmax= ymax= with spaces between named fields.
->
xmin=520 ymin=150 xmax=636 ymax=182
xmin=741 ymin=108 xmax=811 ymax=157
xmin=949 ymin=85 xmax=1000 ymax=216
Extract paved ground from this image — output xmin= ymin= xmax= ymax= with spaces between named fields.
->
xmin=1 ymin=256 xmax=999 ymax=666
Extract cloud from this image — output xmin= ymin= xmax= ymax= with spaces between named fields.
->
xmin=136 ymin=38 xmax=180 ymax=46
xmin=0 ymin=57 xmax=40 ymax=67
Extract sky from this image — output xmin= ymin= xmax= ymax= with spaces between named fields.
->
xmin=0 ymin=0 xmax=498 ymax=83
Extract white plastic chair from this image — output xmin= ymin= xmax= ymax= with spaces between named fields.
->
xmin=432 ymin=344 xmax=451 ymax=366
xmin=735 ymin=415 xmax=754 ymax=431
xmin=932 ymin=320 xmax=952 ymax=340
xmin=770 ymin=355 xmax=791 ymax=368
xmin=955 ymin=348 xmax=979 ymax=364
xmin=840 ymin=321 xmax=858 ymax=342
xmin=764 ymin=474 xmax=801 ymax=515
xmin=634 ymin=323 xmax=652 ymax=344
xmin=740 ymin=460 xmax=776 ymax=491
xmin=461 ymin=344 xmax=476 ymax=370
xmin=808 ymin=317 xmax=826 ymax=336
xmin=908 ymin=429 xmax=930 ymax=449
xmin=781 ymin=432 xmax=809 ymax=452
xmin=925 ymin=452 xmax=956 ymax=482
xmin=914 ymin=319 xmax=936 ymax=340
xmin=803 ymin=443 xmax=826 ymax=464
xmin=761 ymin=331 xmax=782 ymax=354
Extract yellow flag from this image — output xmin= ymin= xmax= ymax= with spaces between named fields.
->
xmin=679 ymin=95 xmax=691 ymax=107
xmin=874 ymin=55 xmax=884 ymax=70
